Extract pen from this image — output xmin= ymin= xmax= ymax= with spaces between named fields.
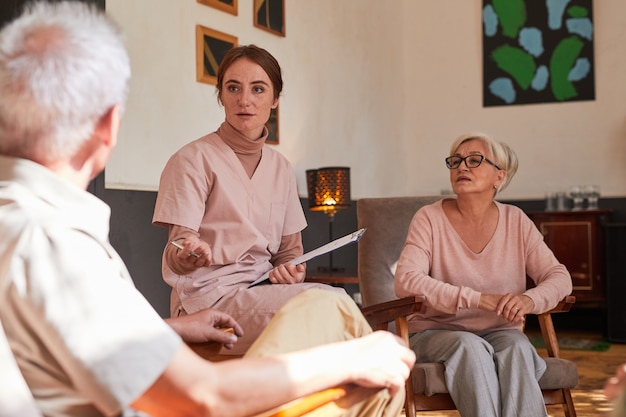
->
xmin=169 ymin=240 xmax=200 ymax=258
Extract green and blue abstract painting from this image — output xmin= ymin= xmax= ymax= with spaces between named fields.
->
xmin=483 ymin=0 xmax=595 ymax=106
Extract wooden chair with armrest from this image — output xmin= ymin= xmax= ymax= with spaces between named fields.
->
xmin=356 ymin=196 xmax=579 ymax=417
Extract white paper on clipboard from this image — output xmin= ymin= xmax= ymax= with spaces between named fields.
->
xmin=248 ymin=228 xmax=366 ymax=288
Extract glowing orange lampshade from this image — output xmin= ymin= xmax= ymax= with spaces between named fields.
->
xmin=306 ymin=167 xmax=351 ymax=221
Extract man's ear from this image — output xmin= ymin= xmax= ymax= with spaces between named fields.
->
xmin=94 ymin=104 xmax=122 ymax=149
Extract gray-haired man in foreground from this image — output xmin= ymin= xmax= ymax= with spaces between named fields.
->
xmin=0 ymin=2 xmax=414 ymax=417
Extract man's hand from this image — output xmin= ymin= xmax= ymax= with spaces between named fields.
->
xmin=341 ymin=331 xmax=416 ymax=396
xmin=165 ymin=309 xmax=244 ymax=349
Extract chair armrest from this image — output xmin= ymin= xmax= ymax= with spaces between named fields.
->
xmin=547 ymin=295 xmax=576 ymax=313
xmin=360 ymin=296 xmax=426 ymax=331
xmin=253 ymin=384 xmax=382 ymax=417
xmin=532 ymin=295 xmax=576 ymax=358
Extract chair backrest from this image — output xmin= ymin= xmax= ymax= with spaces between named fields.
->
xmin=357 ymin=196 xmax=442 ymax=307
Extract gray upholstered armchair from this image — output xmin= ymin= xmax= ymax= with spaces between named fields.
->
xmin=356 ymin=196 xmax=578 ymax=417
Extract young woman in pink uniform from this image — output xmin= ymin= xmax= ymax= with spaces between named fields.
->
xmin=153 ymin=45 xmax=344 ymax=356
xmin=395 ymin=132 xmax=573 ymax=417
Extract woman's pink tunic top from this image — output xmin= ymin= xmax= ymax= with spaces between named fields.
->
xmin=153 ymin=131 xmax=339 ymax=354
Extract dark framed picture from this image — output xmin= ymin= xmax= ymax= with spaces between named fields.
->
xmin=195 ymin=25 xmax=237 ymax=85
xmin=253 ymin=0 xmax=285 ymax=37
xmin=266 ymin=106 xmax=279 ymax=145
xmin=197 ymin=0 xmax=238 ymax=16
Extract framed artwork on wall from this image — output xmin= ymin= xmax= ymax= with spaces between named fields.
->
xmin=266 ymin=106 xmax=279 ymax=145
xmin=197 ymin=0 xmax=238 ymax=16
xmin=253 ymin=0 xmax=285 ymax=37
xmin=483 ymin=0 xmax=595 ymax=106
xmin=196 ymin=25 xmax=237 ymax=85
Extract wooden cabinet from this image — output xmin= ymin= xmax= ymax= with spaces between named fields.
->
xmin=527 ymin=210 xmax=611 ymax=306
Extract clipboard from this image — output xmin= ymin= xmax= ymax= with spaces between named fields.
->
xmin=248 ymin=228 xmax=366 ymax=288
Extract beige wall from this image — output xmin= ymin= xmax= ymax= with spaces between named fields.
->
xmin=106 ymin=0 xmax=626 ymax=200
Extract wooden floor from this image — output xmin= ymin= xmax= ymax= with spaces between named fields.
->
xmin=403 ymin=309 xmax=626 ymax=417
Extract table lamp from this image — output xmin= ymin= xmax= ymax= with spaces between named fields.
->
xmin=306 ymin=167 xmax=351 ymax=272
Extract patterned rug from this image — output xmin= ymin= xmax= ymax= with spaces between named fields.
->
xmin=529 ymin=336 xmax=611 ymax=351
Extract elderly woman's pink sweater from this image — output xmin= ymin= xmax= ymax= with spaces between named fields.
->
xmin=395 ymin=199 xmax=572 ymax=334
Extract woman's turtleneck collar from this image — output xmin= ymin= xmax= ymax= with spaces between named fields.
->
xmin=217 ymin=121 xmax=267 ymax=156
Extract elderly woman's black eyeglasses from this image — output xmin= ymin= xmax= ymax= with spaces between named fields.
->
xmin=445 ymin=155 xmax=501 ymax=170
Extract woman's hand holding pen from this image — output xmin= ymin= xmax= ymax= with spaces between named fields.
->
xmin=166 ymin=234 xmax=212 ymax=275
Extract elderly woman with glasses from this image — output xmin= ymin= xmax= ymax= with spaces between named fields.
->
xmin=394 ymin=132 xmax=572 ymax=417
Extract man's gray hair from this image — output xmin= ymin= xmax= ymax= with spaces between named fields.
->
xmin=0 ymin=1 xmax=130 ymax=162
